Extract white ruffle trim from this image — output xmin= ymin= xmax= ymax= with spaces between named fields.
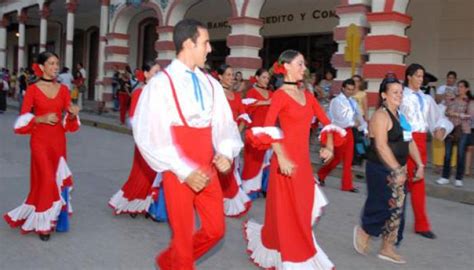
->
xmin=245 ymin=184 xmax=334 ymax=270
xmin=243 ymin=149 xmax=271 ymax=193
xmin=62 ymin=113 xmax=81 ymax=128
xmin=319 ymin=124 xmax=347 ymax=137
xmin=6 ymin=200 xmax=64 ymax=233
xmin=237 ymin=113 xmax=252 ymax=124
xmin=6 ymin=156 xmax=73 ymax=233
xmin=251 ymin=127 xmax=283 ymax=140
xmin=14 ymin=113 xmax=34 ymax=130
xmin=242 ymin=98 xmax=258 ymax=105
xmin=108 ymin=190 xmax=153 ymax=214
xmin=223 ymin=187 xmax=251 ymax=217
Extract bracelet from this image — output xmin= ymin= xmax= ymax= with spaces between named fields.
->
xmin=390 ymin=166 xmax=406 ymax=178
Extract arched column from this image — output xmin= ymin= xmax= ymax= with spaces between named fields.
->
xmin=39 ymin=2 xmax=50 ymax=50
xmin=225 ymin=0 xmax=266 ymax=78
xmin=103 ymin=1 xmax=164 ymax=107
xmin=65 ymin=0 xmax=77 ymax=69
xmin=0 ymin=15 xmax=8 ymax=68
xmin=331 ymin=0 xmax=371 ymax=96
xmin=96 ymin=0 xmax=110 ymax=103
xmin=17 ymin=9 xmax=27 ymax=73
xmin=363 ymin=0 xmax=411 ymax=106
xmin=154 ymin=0 xmax=201 ymax=67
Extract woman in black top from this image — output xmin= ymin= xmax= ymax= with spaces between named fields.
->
xmin=353 ymin=78 xmax=424 ymax=264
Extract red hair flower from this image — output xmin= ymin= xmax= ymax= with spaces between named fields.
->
xmin=32 ymin=63 xmax=43 ymax=77
xmin=210 ymin=70 xmax=219 ymax=80
xmin=248 ymin=76 xmax=257 ymax=84
xmin=135 ymin=70 xmax=145 ymax=83
xmin=272 ymin=61 xmax=286 ymax=75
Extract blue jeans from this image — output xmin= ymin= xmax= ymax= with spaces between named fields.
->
xmin=442 ymin=133 xmax=469 ymax=180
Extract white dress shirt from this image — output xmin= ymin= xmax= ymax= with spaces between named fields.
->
xmin=400 ymin=86 xmax=453 ymax=137
xmin=328 ymin=93 xmax=368 ymax=132
xmin=133 ymin=59 xmax=243 ymax=182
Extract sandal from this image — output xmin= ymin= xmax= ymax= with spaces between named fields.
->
xmin=353 ymin=225 xmax=369 ymax=255
xmin=378 ymin=252 xmax=406 ymax=264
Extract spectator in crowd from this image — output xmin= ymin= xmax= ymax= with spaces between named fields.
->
xmin=319 ymin=69 xmax=335 ymax=100
xmin=0 ymin=72 xmax=9 ymax=113
xmin=112 ymin=65 xmax=120 ymax=111
xmin=233 ymin=71 xmax=247 ymax=93
xmin=57 ymin=67 xmax=74 ymax=92
xmin=436 ymin=80 xmax=473 ymax=187
xmin=10 ymin=71 xmax=17 ymax=98
xmin=77 ymin=63 xmax=87 ymax=98
xmin=352 ymin=75 xmax=369 ymax=165
xmin=435 ymin=71 xmax=457 ymax=104
xmin=17 ymin=68 xmax=28 ymax=111
xmin=117 ymin=71 xmax=132 ymax=125
xmin=73 ymin=71 xmax=85 ymax=108
xmin=464 ymin=91 xmax=474 ymax=176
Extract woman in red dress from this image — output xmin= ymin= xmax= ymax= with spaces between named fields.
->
xmin=245 ymin=50 xmax=345 ymax=269
xmin=109 ymin=61 xmax=167 ymax=221
xmin=217 ymin=64 xmax=252 ymax=217
xmin=241 ymin=68 xmax=273 ymax=198
xmin=4 ymin=51 xmax=80 ymax=241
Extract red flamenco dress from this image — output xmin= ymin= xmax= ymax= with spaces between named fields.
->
xmin=219 ymin=91 xmax=252 ymax=217
xmin=244 ymin=89 xmax=345 ymax=269
xmin=4 ymin=84 xmax=80 ymax=235
xmin=241 ymin=88 xmax=273 ymax=198
xmin=108 ymin=88 xmax=168 ymax=221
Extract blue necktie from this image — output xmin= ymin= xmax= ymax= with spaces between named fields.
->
xmin=186 ymin=70 xmax=204 ymax=111
xmin=415 ymin=92 xmax=424 ymax=111
xmin=348 ymin=97 xmax=357 ymax=115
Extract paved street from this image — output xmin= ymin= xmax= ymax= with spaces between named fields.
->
xmin=1 ymin=110 xmax=473 ymax=270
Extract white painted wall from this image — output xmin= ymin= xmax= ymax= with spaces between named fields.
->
xmin=406 ymin=0 xmax=474 ymax=84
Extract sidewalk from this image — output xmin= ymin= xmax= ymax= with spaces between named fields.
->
xmin=6 ymin=97 xmax=474 ymax=204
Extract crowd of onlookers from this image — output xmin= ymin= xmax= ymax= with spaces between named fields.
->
xmin=0 ymin=63 xmax=88 ymax=112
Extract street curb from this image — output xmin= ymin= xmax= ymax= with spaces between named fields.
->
xmin=81 ymin=118 xmax=132 ymax=135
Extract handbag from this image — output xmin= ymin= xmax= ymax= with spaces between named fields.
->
xmin=449 ymin=125 xmax=463 ymax=143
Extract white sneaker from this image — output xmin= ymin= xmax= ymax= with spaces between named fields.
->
xmin=436 ymin=178 xmax=450 ymax=185
xmin=454 ymin=180 xmax=463 ymax=187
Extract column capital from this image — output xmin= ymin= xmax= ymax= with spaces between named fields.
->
xmin=18 ymin=11 xmax=28 ymax=24
xmin=66 ymin=1 xmax=78 ymax=14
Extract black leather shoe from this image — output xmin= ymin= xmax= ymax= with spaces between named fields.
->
xmin=348 ymin=188 xmax=359 ymax=193
xmin=416 ymin=231 xmax=437 ymax=239
xmin=39 ymin=234 xmax=50 ymax=241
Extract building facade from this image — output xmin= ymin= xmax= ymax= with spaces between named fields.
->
xmin=1 ymin=0 xmax=473 ymax=108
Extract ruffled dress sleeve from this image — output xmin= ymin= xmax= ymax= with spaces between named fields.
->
xmin=245 ymin=90 xmax=285 ymax=150
xmin=61 ymin=86 xmax=81 ymax=132
xmin=310 ymin=93 xmax=346 ymax=147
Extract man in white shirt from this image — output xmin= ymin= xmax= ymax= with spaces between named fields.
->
xmin=400 ymin=63 xmax=453 ymax=240
xmin=133 ymin=19 xmax=243 ymax=269
xmin=57 ymin=67 xmax=74 ymax=91
xmin=317 ymin=78 xmax=367 ymax=192
xmin=435 ymin=70 xmax=457 ymax=104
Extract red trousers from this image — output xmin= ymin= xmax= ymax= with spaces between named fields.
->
xmin=407 ymin=132 xmax=431 ymax=232
xmin=318 ymin=127 xmax=354 ymax=191
xmin=118 ymin=92 xmax=130 ymax=124
xmin=158 ymin=173 xmax=225 ymax=270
